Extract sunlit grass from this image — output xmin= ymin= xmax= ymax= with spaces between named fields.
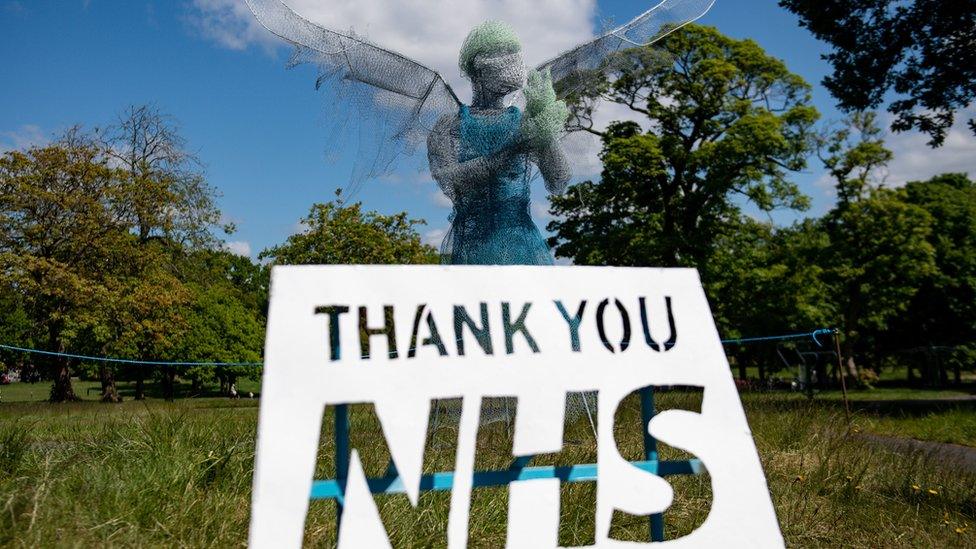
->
xmin=0 ymin=392 xmax=973 ymax=547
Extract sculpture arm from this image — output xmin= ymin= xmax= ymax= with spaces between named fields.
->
xmin=427 ymin=115 xmax=522 ymax=200
xmin=535 ymin=139 xmax=571 ymax=195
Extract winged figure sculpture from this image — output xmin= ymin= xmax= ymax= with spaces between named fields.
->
xmin=244 ymin=0 xmax=715 ymax=265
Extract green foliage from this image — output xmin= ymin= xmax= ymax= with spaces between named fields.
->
xmin=172 ymin=250 xmax=267 ymax=387
xmin=550 ymin=24 xmax=818 ymax=267
xmin=887 ymin=173 xmax=976 ymax=356
xmin=0 ymin=108 xmax=260 ymax=401
xmin=812 ymin=113 xmax=938 ymax=374
xmin=0 ymin=130 xmax=130 ymax=401
xmin=260 ymin=196 xmax=439 ymax=266
xmin=817 ymin=111 xmax=894 ymax=204
xmin=705 ymin=218 xmax=833 ymax=341
xmin=779 ymin=0 xmax=976 ymax=146
xmin=823 ymin=188 xmax=937 ymax=370
xmin=547 ymin=123 xmax=667 ymax=266
xmin=0 ymin=285 xmax=31 ymax=369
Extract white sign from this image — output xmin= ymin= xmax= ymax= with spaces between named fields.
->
xmin=249 ymin=265 xmax=784 ymax=548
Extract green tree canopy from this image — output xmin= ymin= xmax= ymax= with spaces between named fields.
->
xmin=780 ymin=0 xmax=976 ymax=146
xmin=260 ymin=196 xmax=439 ymax=266
xmin=0 ymin=130 xmax=129 ymax=401
xmin=817 ymin=111 xmax=894 ymax=205
xmin=549 ymin=24 xmax=819 ymax=267
xmin=822 ymin=188 xmax=936 ymax=377
xmin=0 ymin=109 xmax=237 ymax=402
xmin=887 ymin=174 xmax=976 ymax=354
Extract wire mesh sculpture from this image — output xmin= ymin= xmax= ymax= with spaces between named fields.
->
xmin=245 ymin=0 xmax=715 ymax=426
xmin=244 ymin=0 xmax=715 ymax=265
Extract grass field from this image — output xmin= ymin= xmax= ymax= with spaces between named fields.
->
xmin=1 ymin=384 xmax=974 ymax=547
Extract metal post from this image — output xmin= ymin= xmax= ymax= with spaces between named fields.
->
xmin=335 ymin=403 xmax=350 ymax=531
xmin=640 ymin=387 xmax=665 ymax=541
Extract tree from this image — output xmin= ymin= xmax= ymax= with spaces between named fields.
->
xmin=174 ymin=279 xmax=264 ymax=396
xmin=812 ymin=112 xmax=936 ymax=380
xmin=902 ymin=174 xmax=976 ymax=344
xmin=821 ymin=189 xmax=936 ymax=380
xmin=172 ymin=249 xmax=267 ymax=395
xmin=885 ymin=173 xmax=976 ymax=383
xmin=780 ymin=0 xmax=976 ymax=146
xmin=549 ymin=24 xmax=818 ymax=268
xmin=0 ymin=283 xmax=31 ymax=375
xmin=260 ymin=195 xmax=439 ymax=265
xmin=817 ymin=111 xmax=893 ymax=205
xmin=97 ymin=105 xmax=227 ymax=400
xmin=0 ymin=130 xmax=128 ymax=401
xmin=704 ymin=218 xmax=833 ymax=381
xmin=102 ymin=104 xmax=225 ymax=247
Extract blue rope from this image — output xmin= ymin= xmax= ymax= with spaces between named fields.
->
xmin=0 ymin=329 xmax=834 ymax=368
xmin=721 ymin=328 xmax=835 ymax=347
xmin=0 ymin=344 xmax=261 ymax=367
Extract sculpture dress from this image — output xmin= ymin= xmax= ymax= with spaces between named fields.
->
xmin=444 ymin=105 xmax=552 ymax=265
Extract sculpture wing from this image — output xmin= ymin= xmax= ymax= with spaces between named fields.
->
xmin=245 ymin=0 xmax=462 ymax=196
xmin=536 ymin=0 xmax=716 ymax=101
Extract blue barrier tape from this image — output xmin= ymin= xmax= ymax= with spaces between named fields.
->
xmin=0 ymin=328 xmax=835 ymax=367
xmin=0 ymin=343 xmax=261 ymax=367
xmin=310 ymin=458 xmax=704 ymax=501
xmin=720 ymin=328 xmax=835 ymax=347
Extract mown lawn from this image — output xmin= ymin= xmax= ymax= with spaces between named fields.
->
xmin=0 ymin=378 xmax=263 ymax=403
xmin=0 ymin=391 xmax=973 ymax=547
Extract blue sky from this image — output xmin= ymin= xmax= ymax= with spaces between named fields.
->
xmin=2 ymin=0 xmax=973 ymax=258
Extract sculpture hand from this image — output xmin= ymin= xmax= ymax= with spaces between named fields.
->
xmin=523 ymin=69 xmax=570 ymax=147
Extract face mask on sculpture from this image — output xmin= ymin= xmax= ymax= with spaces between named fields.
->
xmin=469 ymin=51 xmax=527 ymax=100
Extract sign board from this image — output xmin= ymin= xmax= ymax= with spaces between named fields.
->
xmin=249 ymin=265 xmax=784 ymax=548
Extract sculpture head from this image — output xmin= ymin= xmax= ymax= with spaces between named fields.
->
xmin=459 ymin=21 xmax=526 ymax=97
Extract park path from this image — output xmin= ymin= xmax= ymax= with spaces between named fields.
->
xmin=848 ymin=395 xmax=976 ymax=413
xmin=857 ymin=433 xmax=976 ymax=473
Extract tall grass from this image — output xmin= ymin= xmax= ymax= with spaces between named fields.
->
xmin=0 ymin=394 xmax=972 ymax=547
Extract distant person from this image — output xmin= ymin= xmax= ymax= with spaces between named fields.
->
xmin=229 ymin=383 xmax=239 ymax=399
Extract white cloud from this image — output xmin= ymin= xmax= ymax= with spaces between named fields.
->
xmin=0 ymin=124 xmax=47 ymax=153
xmin=531 ymin=197 xmax=553 ymax=225
xmin=883 ymin=106 xmax=976 ymax=186
xmin=809 ymin=106 xmax=976 ymax=202
xmin=187 ymin=1 xmax=672 ymax=184
xmin=430 ymin=188 xmax=453 ymax=208
xmin=188 ymin=0 xmax=597 ymax=95
xmin=423 ymin=226 xmax=448 ymax=247
xmin=291 ymin=219 xmax=310 ymax=234
xmin=225 ymin=240 xmax=253 ymax=256
xmin=186 ymin=0 xmax=280 ymax=53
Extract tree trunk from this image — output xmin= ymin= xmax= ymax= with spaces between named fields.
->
xmin=839 ymin=333 xmax=859 ymax=388
xmin=47 ymin=330 xmax=78 ymax=402
xmin=161 ymin=368 xmax=176 ymax=401
xmin=48 ymin=355 xmax=78 ymax=402
xmin=134 ymin=371 xmax=146 ymax=400
xmin=100 ymin=364 xmax=121 ymax=403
